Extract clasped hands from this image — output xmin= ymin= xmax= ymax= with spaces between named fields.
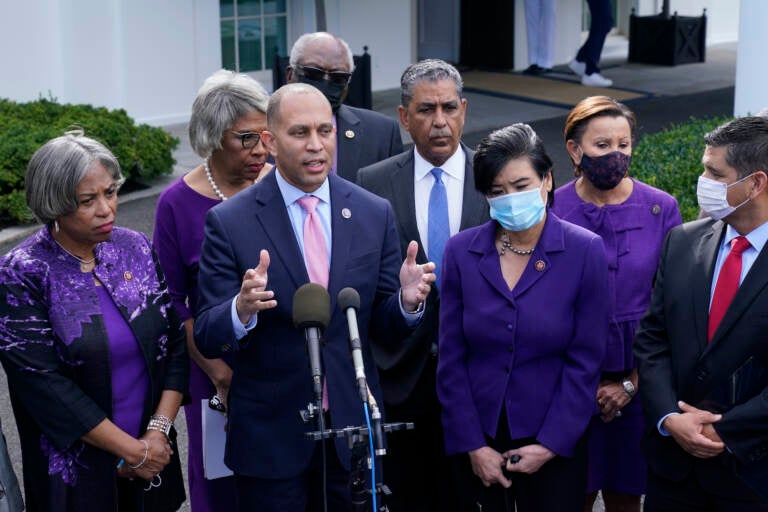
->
xmin=596 ymin=379 xmax=632 ymax=422
xmin=468 ymin=444 xmax=556 ymax=488
xmin=116 ymin=430 xmax=173 ymax=481
xmin=662 ymin=400 xmax=725 ymax=459
xmin=235 ymin=242 xmax=436 ymax=323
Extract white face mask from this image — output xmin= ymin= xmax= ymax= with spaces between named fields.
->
xmin=696 ymin=174 xmax=753 ymax=221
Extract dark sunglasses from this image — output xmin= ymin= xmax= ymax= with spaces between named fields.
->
xmin=208 ymin=394 xmax=226 ymax=413
xmin=295 ymin=65 xmax=352 ymax=86
xmin=230 ymin=130 xmax=262 ymax=150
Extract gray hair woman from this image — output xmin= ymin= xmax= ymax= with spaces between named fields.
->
xmin=0 ymin=131 xmax=189 ymax=511
xmin=153 ymin=69 xmax=270 ymax=512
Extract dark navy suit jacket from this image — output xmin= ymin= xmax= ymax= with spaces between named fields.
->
xmin=357 ymin=144 xmax=489 ymax=405
xmin=194 ymin=170 xmax=410 ymax=478
xmin=437 ymin=214 xmax=609 ymax=457
xmin=335 ymin=104 xmax=403 ymax=182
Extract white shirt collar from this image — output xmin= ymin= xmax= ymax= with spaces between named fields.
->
xmin=274 ymin=169 xmax=331 ymax=206
xmin=413 ymin=146 xmax=466 ymax=183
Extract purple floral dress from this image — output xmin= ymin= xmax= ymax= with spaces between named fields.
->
xmin=0 ymin=227 xmax=189 ymax=511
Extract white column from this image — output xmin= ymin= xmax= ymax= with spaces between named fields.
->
xmin=734 ymin=0 xmax=768 ymax=116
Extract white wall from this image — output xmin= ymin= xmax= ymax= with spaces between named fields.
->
xmin=0 ymin=0 xmax=220 ymax=126
xmin=734 ymin=0 xmax=766 ymax=116
xmin=0 ymin=0 xmax=65 ymax=102
xmin=324 ymin=0 xmax=413 ymax=90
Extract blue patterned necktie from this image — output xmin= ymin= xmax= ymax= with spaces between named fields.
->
xmin=428 ymin=168 xmax=449 ymax=286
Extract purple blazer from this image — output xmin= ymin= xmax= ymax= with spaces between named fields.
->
xmin=437 ymin=213 xmax=609 ymax=457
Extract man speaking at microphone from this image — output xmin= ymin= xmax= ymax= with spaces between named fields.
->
xmin=194 ymin=83 xmax=435 ymax=512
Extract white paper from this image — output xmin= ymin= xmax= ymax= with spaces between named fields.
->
xmin=201 ymin=399 xmax=234 ymax=479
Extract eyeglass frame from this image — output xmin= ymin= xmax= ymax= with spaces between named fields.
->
xmin=230 ymin=130 xmax=262 ymax=150
xmin=293 ymin=64 xmax=352 ymax=86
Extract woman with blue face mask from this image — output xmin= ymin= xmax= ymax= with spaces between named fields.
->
xmin=436 ymin=123 xmax=611 ymax=511
xmin=554 ymin=96 xmax=683 ymax=512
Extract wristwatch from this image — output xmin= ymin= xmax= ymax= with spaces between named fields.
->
xmin=621 ymin=378 xmax=636 ymax=398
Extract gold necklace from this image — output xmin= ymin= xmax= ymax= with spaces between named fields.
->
xmin=53 ymin=238 xmax=96 ymax=272
xmin=499 ymin=230 xmax=535 ymax=256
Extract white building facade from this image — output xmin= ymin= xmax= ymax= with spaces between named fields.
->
xmin=0 ymin=0 xmax=742 ymax=126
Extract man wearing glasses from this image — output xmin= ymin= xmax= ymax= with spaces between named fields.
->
xmin=286 ymin=32 xmax=403 ymax=182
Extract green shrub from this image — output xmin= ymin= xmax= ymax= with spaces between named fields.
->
xmin=0 ymin=97 xmax=179 ymax=226
xmin=633 ymin=116 xmax=732 ymax=222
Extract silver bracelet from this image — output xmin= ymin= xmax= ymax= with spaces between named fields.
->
xmin=128 ymin=439 xmax=149 ymax=470
xmin=147 ymin=414 xmax=173 ymax=437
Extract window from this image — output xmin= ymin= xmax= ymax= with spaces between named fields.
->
xmin=221 ymin=0 xmax=288 ymax=72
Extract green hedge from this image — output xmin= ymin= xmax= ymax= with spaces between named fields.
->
xmin=0 ymin=98 xmax=179 ymax=226
xmin=633 ymin=116 xmax=732 ymax=222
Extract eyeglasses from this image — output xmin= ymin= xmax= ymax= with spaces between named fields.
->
xmin=230 ymin=130 xmax=262 ymax=149
xmin=295 ymin=65 xmax=352 ymax=86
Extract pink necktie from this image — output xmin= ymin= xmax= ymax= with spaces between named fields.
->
xmin=297 ymin=196 xmax=329 ymax=288
xmin=297 ymin=195 xmax=330 ymax=410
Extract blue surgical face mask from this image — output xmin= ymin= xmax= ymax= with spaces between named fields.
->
xmin=487 ymin=184 xmax=546 ymax=232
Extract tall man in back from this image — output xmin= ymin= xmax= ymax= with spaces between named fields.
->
xmin=357 ymin=59 xmax=489 ymax=511
xmin=287 ymin=31 xmax=403 ymax=181
xmin=634 ymin=116 xmax=768 ymax=511
xmin=194 ymin=83 xmax=435 ymax=512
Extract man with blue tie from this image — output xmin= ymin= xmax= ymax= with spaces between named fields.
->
xmin=357 ymin=59 xmax=489 ymax=511
xmin=634 ymin=116 xmax=768 ymax=511
xmin=194 ymin=83 xmax=435 ymax=512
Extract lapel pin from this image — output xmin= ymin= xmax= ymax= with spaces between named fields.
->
xmin=341 ymin=208 xmax=352 ymax=219
xmin=345 ymin=130 xmax=355 ymax=139
xmin=124 ymin=271 xmax=133 ymax=281
xmin=651 ymin=204 xmax=661 ymax=215
xmin=534 ymin=260 xmax=546 ymax=272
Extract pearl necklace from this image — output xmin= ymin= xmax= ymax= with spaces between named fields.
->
xmin=204 ymin=159 xmax=227 ymax=201
xmin=499 ymin=230 xmax=535 ymax=256
xmin=53 ymin=238 xmax=96 ymax=272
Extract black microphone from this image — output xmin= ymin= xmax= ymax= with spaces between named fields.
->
xmin=293 ymin=283 xmax=331 ymax=408
xmin=338 ymin=287 xmax=368 ymax=404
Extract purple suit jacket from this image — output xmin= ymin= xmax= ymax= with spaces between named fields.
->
xmin=437 ymin=213 xmax=609 ymax=457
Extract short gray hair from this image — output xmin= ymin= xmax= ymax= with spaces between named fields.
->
xmin=188 ymin=69 xmax=270 ymax=158
xmin=289 ymin=32 xmax=355 ymax=73
xmin=26 ymin=131 xmax=124 ymax=225
xmin=267 ymin=83 xmax=329 ymax=130
xmin=400 ymin=59 xmax=463 ymax=107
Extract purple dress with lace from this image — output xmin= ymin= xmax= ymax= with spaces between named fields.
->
xmin=153 ymin=176 xmax=236 ymax=512
xmin=553 ymin=178 xmax=682 ymax=495
xmin=0 ymin=227 xmax=189 ymax=511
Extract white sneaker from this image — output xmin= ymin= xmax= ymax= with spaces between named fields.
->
xmin=568 ymin=59 xmax=586 ymax=78
xmin=582 ymin=72 xmax=613 ymax=87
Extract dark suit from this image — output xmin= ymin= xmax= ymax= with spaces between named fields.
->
xmin=336 ymin=104 xmax=403 ymax=182
xmin=357 ymin=145 xmax=489 ymax=511
xmin=194 ymin=171 xmax=412 ymax=508
xmin=634 ymin=218 xmax=768 ymax=507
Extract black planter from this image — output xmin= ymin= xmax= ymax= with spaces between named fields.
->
xmin=629 ymin=9 xmax=707 ymax=66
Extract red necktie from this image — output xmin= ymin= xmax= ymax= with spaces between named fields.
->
xmin=708 ymin=236 xmax=751 ymax=342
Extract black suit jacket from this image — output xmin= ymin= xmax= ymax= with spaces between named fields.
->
xmin=634 ymin=218 xmax=768 ymax=500
xmin=357 ymin=144 xmax=489 ymax=405
xmin=336 ymin=104 xmax=403 ymax=182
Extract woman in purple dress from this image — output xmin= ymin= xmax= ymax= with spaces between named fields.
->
xmin=552 ymin=96 xmax=682 ymax=512
xmin=0 ymin=132 xmax=189 ymax=511
xmin=153 ymin=69 xmax=271 ymax=512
